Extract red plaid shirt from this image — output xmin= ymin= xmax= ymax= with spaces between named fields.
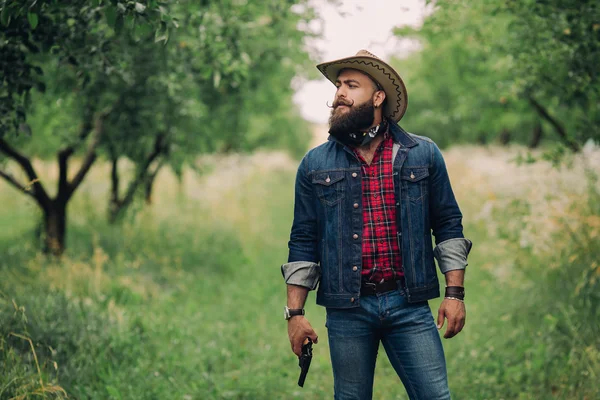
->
xmin=353 ymin=130 xmax=403 ymax=283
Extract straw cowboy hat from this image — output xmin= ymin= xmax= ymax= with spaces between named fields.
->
xmin=316 ymin=49 xmax=408 ymax=123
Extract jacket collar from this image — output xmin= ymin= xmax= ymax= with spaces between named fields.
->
xmin=389 ymin=122 xmax=418 ymax=148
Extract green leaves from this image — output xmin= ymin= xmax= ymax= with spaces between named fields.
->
xmin=105 ymin=5 xmax=117 ymax=27
xmin=27 ymin=12 xmax=38 ymax=29
xmin=1 ymin=5 xmax=10 ymax=27
xmin=392 ymin=0 xmax=600 ymax=151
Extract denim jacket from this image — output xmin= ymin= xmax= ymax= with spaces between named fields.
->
xmin=281 ymin=122 xmax=472 ymax=308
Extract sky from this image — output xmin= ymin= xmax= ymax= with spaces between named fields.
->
xmin=292 ymin=0 xmax=429 ymax=123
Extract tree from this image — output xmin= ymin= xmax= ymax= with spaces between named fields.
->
xmin=1 ymin=0 xmax=321 ymax=251
xmin=500 ymin=0 xmax=599 ymax=151
xmin=0 ymin=0 xmax=171 ymax=254
xmin=103 ymin=0 xmax=318 ymax=222
xmin=392 ymin=0 xmax=599 ymax=150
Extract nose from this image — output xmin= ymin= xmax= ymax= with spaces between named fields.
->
xmin=335 ymin=85 xmax=348 ymax=100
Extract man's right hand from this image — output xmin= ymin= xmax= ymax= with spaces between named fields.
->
xmin=288 ymin=316 xmax=318 ymax=357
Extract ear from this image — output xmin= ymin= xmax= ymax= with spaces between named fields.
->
xmin=373 ymin=90 xmax=386 ymax=108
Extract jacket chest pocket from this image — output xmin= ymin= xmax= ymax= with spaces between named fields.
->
xmin=401 ymin=167 xmax=429 ymax=202
xmin=312 ymin=171 xmax=346 ymax=206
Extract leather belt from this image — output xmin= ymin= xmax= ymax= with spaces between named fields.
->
xmin=360 ymin=279 xmax=402 ymax=296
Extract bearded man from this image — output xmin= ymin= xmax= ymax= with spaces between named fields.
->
xmin=281 ymin=50 xmax=473 ymax=400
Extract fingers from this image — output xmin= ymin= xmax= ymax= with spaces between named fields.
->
xmin=442 ymin=300 xmax=466 ymax=339
xmin=293 ymin=333 xmax=317 ymax=356
xmin=288 ymin=318 xmax=318 ymax=356
xmin=444 ymin=315 xmax=457 ymax=338
xmin=292 ymin=341 xmax=302 ymax=357
xmin=436 ymin=306 xmax=445 ymax=330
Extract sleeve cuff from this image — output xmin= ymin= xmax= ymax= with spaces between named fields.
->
xmin=281 ymin=261 xmax=321 ymax=290
xmin=433 ymin=238 xmax=473 ymax=274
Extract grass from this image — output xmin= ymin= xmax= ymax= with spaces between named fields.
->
xmin=0 ymin=146 xmax=599 ymax=399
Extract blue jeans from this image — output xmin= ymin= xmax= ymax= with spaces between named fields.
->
xmin=326 ymin=287 xmax=451 ymax=400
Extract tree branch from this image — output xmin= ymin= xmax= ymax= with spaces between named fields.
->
xmin=527 ymin=95 xmax=580 ymax=152
xmin=57 ymin=149 xmax=71 ymax=201
xmin=121 ymin=134 xmax=166 ymax=206
xmin=0 ymin=138 xmax=51 ymax=207
xmin=109 ymin=133 xmax=167 ymax=221
xmin=57 ymin=108 xmax=95 ymax=199
xmin=65 ymin=108 xmax=110 ymax=200
xmin=0 ymin=169 xmax=38 ymax=200
xmin=144 ymin=157 xmax=166 ymax=204
xmin=109 ymin=155 xmax=120 ymax=209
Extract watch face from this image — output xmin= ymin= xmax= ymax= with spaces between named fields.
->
xmin=284 ymin=306 xmax=289 ymax=320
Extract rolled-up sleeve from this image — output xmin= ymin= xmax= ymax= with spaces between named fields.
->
xmin=433 ymin=237 xmax=473 ymax=274
xmin=282 ymin=154 xmax=321 ymax=290
xmin=281 ymin=261 xmax=321 ymax=290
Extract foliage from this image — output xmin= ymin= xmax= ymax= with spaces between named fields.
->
xmin=0 ymin=0 xmax=172 ymax=138
xmin=394 ymin=0 xmax=600 ymax=150
xmin=501 ymin=0 xmax=600 ymax=147
xmin=0 ymin=0 xmax=318 ymax=250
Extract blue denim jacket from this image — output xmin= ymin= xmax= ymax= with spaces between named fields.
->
xmin=282 ymin=122 xmax=472 ymax=308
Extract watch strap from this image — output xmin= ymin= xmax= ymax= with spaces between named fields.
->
xmin=285 ymin=306 xmax=305 ymax=320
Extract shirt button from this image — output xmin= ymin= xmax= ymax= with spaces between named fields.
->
xmin=374 ymin=194 xmax=378 ymax=198
xmin=350 ymin=297 xmax=355 ymax=303
xmin=353 ymin=234 xmax=359 ymax=240
xmin=352 ymin=266 xmax=358 ymax=271
xmin=353 ymin=203 xmax=359 ymax=209
xmin=352 ymin=172 xmax=358 ymax=178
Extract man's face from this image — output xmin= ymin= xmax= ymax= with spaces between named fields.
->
xmin=328 ymin=69 xmax=380 ymax=135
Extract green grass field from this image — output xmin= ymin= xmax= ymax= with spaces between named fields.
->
xmin=1 ymin=146 xmax=599 ymax=399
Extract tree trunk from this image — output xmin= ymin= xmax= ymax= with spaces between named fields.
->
xmin=43 ymin=201 xmax=67 ymax=256
xmin=498 ymin=128 xmax=511 ymax=146
xmin=144 ymin=161 xmax=165 ymax=205
xmin=477 ymin=133 xmax=487 ymax=145
xmin=145 ymin=173 xmax=156 ymax=205
xmin=1 ymin=105 xmax=109 ymax=256
xmin=529 ymin=120 xmax=543 ymax=148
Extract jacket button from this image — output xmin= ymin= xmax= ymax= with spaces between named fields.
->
xmin=353 ymin=203 xmax=359 ymax=209
xmin=350 ymin=297 xmax=355 ymax=303
xmin=352 ymin=266 xmax=358 ymax=271
xmin=352 ymin=172 xmax=358 ymax=178
xmin=353 ymin=234 xmax=359 ymax=240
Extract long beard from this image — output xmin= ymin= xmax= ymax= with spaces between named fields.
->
xmin=328 ymin=100 xmax=376 ymax=147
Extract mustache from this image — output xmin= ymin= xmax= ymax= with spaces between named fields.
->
xmin=326 ymin=98 xmax=355 ymax=109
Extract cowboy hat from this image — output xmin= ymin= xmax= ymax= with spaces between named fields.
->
xmin=316 ymin=49 xmax=408 ymax=123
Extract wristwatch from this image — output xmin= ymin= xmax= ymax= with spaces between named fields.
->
xmin=284 ymin=306 xmax=305 ymax=320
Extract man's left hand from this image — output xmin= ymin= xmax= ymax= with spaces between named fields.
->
xmin=436 ymin=298 xmax=466 ymax=339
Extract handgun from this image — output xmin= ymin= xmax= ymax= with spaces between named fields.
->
xmin=297 ymin=337 xmax=313 ymax=387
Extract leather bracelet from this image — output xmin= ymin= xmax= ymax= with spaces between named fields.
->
xmin=445 ymin=296 xmax=464 ymax=303
xmin=445 ymin=286 xmax=465 ymax=300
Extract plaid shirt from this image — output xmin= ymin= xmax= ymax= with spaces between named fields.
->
xmin=353 ymin=130 xmax=403 ymax=283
